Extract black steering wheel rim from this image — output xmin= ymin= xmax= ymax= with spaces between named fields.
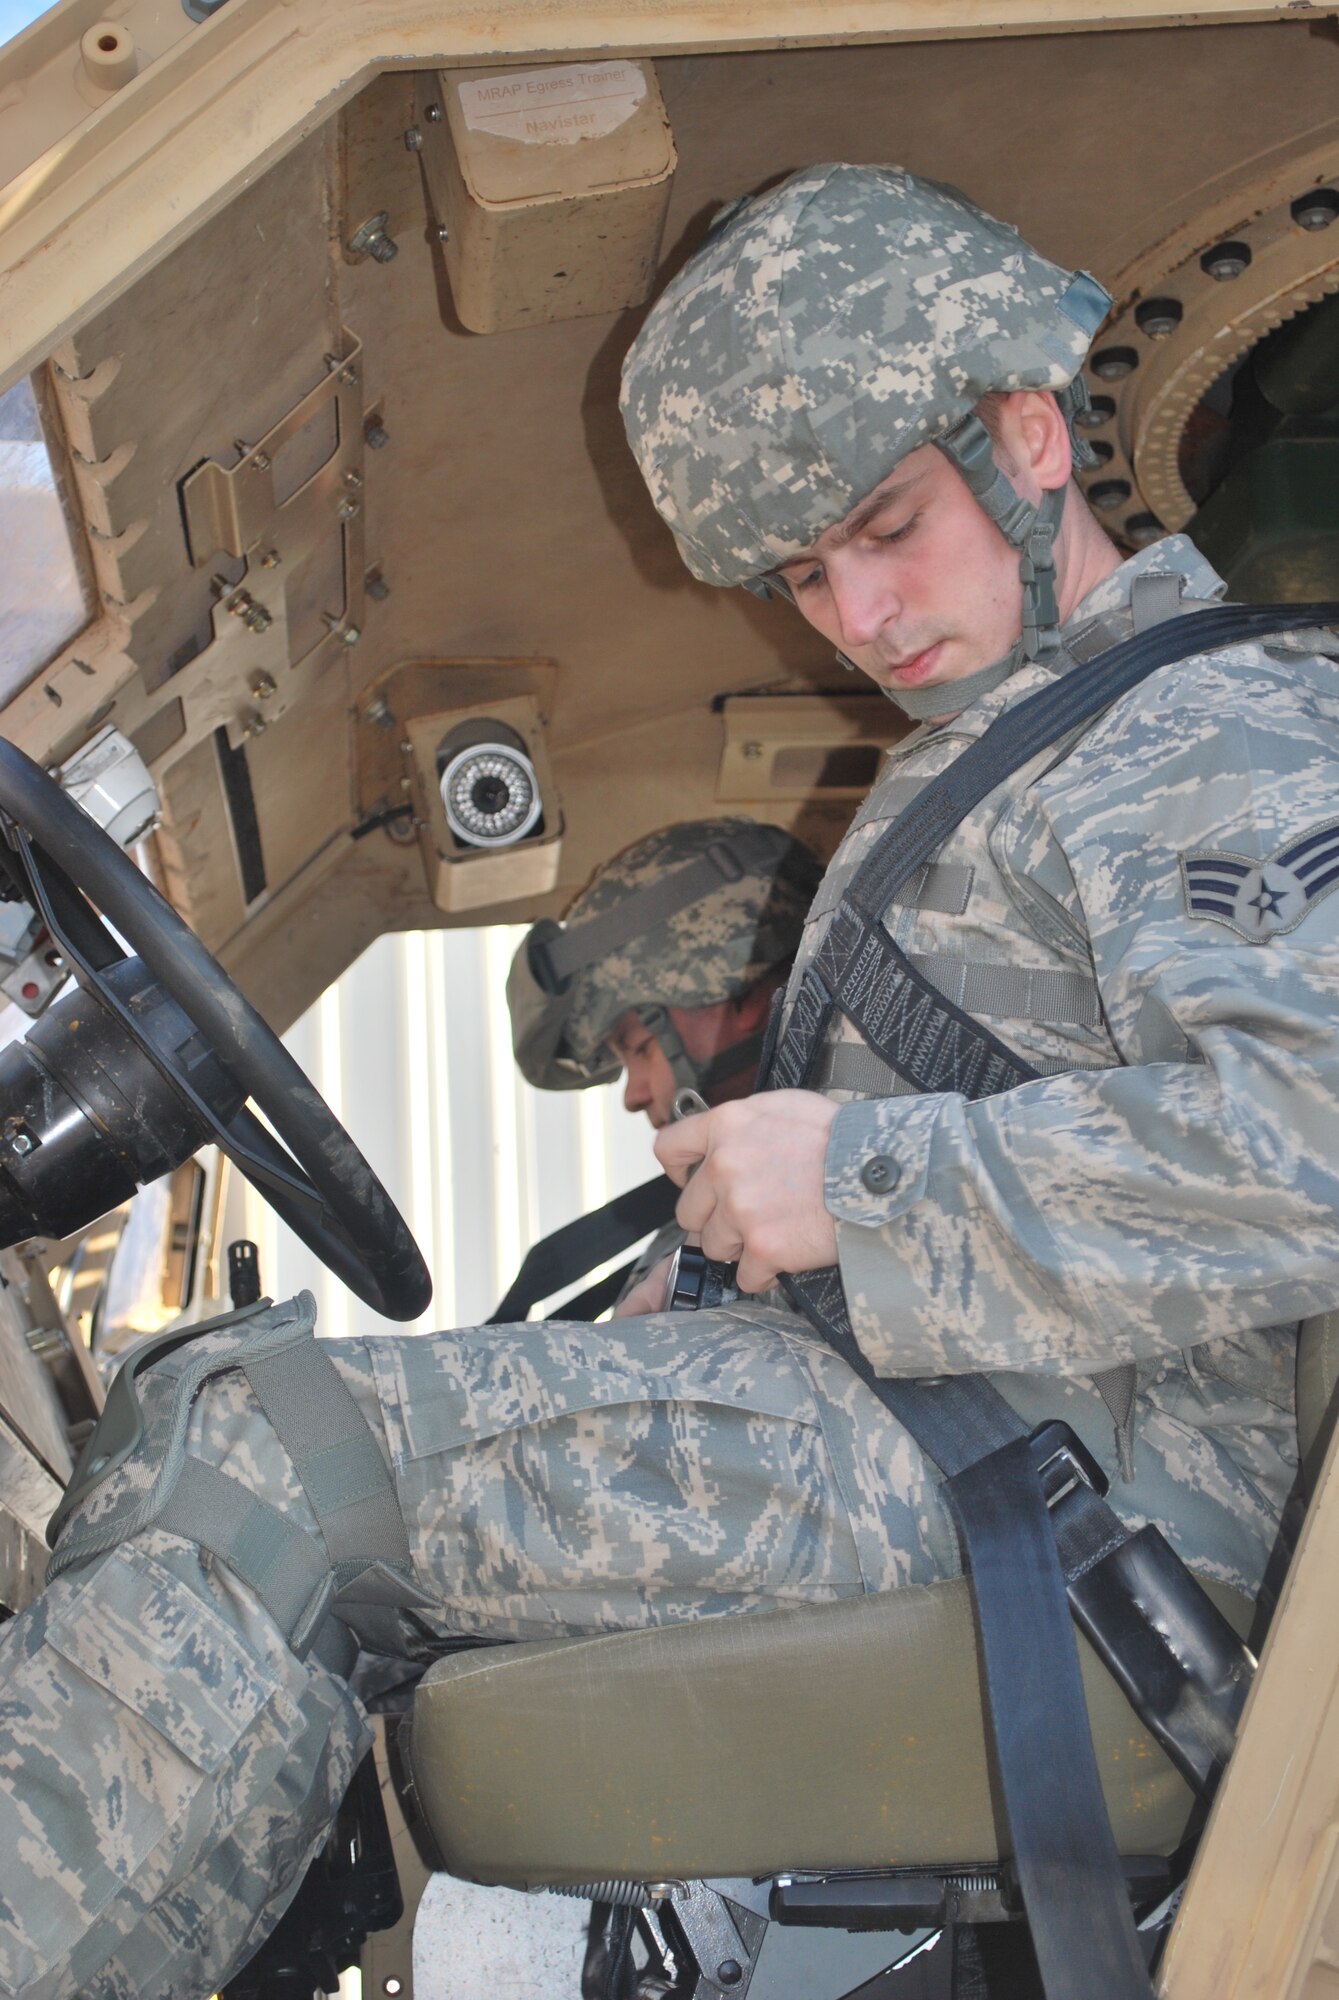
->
xmin=0 ymin=737 xmax=432 ymax=1322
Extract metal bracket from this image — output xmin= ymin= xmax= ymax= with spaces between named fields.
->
xmin=113 ymin=333 xmax=367 ymax=765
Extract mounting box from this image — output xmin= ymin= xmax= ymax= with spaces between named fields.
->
xmin=417 ymin=61 xmax=676 ymax=334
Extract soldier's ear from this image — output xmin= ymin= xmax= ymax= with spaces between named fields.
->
xmin=1012 ymin=389 xmax=1073 ymax=493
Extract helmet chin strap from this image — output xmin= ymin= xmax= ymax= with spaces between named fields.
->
xmin=636 ymin=1002 xmax=765 ymax=1101
xmin=869 ymin=415 xmax=1069 ymax=720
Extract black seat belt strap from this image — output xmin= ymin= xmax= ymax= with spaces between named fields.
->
xmin=489 ymin=1175 xmax=679 ymax=1323
xmin=949 ymin=1435 xmax=1152 ymax=2000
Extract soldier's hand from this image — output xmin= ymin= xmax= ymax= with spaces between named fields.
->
xmin=612 ymin=1254 xmax=673 ymax=1318
xmin=655 ymin=1092 xmax=839 ymax=1294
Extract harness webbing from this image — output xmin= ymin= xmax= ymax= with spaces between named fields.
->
xmin=489 ymin=1174 xmax=679 ymax=1323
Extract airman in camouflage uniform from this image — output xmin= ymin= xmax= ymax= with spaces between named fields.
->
xmin=508 ymin=818 xmax=822 ymax=1291
xmin=0 ymin=161 xmax=1329 ymax=1999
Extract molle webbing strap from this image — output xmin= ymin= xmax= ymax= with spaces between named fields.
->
xmin=243 ymin=1338 xmax=411 ymax=1581
xmin=533 ymin=827 xmax=785 ymax=988
xmin=158 ymin=1455 xmax=332 ymax=1654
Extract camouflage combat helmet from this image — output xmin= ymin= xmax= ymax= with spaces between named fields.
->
xmin=620 ymin=164 xmax=1114 ymax=714
xmin=508 ymin=818 xmax=822 ymax=1097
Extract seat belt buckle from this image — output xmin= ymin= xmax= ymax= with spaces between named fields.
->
xmin=1027 ymin=1419 xmax=1110 ymax=1507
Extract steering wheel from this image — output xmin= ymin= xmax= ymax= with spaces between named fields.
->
xmin=0 ymin=738 xmax=431 ymax=1322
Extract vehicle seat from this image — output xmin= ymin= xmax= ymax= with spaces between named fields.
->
xmin=404 ymin=1314 xmax=1337 ymax=1890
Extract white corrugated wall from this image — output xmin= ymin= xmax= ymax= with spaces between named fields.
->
xmin=241 ymin=926 xmax=655 ymax=1337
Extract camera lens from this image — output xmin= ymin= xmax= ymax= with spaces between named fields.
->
xmin=439 ymin=742 xmax=543 ymax=847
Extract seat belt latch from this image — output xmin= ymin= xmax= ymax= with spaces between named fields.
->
xmin=1028 ymin=1419 xmax=1110 ymax=1508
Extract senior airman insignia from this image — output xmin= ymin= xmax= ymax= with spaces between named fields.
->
xmin=1182 ymin=816 xmax=1339 ymax=941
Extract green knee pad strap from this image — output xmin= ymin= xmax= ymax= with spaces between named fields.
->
xmin=47 ymin=1293 xmax=432 ymax=1659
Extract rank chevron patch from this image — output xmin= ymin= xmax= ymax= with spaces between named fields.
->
xmin=1181 ymin=815 xmax=1339 ymax=941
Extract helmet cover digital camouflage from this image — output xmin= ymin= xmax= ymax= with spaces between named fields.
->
xmin=619 ymin=162 xmax=1112 ymax=589
xmin=508 ymin=818 xmax=822 ymax=1090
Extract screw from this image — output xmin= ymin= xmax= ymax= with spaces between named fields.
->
xmin=11 ymin=1132 xmax=32 ymax=1156
xmin=347 ymin=215 xmax=397 ymax=262
xmin=399 ymin=741 xmax=413 ymax=754
xmin=365 ymin=568 xmax=391 ymax=602
xmin=337 ymin=496 xmax=361 ymax=520
xmin=716 ymin=1962 xmax=743 ymax=1988
xmin=242 ymin=709 xmax=267 ymax=738
xmin=344 ymin=469 xmax=364 ymax=490
xmin=260 ymin=548 xmax=282 ymax=568
xmin=1135 ymin=297 xmax=1183 ymax=339
xmin=341 ymin=365 xmax=361 ymax=387
xmin=364 ymin=695 xmax=394 ymax=727
xmin=1201 ymin=241 xmax=1251 ymax=281
xmin=404 ymin=125 xmax=423 ymax=151
xmin=252 ymin=449 xmax=271 ymax=472
xmin=741 ymin=741 xmax=764 ymax=759
xmin=250 ymin=671 xmax=277 ymax=699
xmin=225 ymin=589 xmax=254 ymax=617
xmin=400 ymin=775 xmax=413 ymax=791
xmin=425 ymin=102 xmax=442 ymax=122
xmin=1292 ymin=189 xmax=1339 ymax=231
xmin=436 ymin=224 xmax=450 ymax=244
xmin=322 ymin=612 xmax=361 ymax=645
xmin=365 ymin=420 xmax=390 ymax=450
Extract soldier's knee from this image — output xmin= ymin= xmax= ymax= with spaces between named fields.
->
xmin=48 ymin=1293 xmax=428 ymax=1665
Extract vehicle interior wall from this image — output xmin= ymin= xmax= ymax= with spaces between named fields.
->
xmin=3 ymin=20 xmax=1338 ymax=1031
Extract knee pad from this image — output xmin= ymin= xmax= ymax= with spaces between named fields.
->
xmin=48 ymin=1293 xmax=434 ymax=1659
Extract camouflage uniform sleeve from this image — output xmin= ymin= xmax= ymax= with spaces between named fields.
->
xmin=825 ymin=640 xmax=1339 ymax=1381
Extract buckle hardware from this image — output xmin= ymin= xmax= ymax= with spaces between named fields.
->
xmin=1028 ymin=1419 xmax=1109 ymax=1508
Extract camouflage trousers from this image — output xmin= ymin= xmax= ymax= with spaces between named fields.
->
xmin=0 ymin=1293 xmax=1289 ymax=2000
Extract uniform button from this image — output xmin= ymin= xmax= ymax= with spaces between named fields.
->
xmin=860 ymin=1154 xmax=898 ymax=1194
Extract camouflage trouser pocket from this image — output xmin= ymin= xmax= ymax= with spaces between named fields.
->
xmin=0 ymin=1542 xmax=283 ymax=1995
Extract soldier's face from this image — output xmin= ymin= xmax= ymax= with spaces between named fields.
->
xmin=772 ymin=438 xmax=1027 ymax=696
xmin=612 ymin=1004 xmax=758 ymax=1127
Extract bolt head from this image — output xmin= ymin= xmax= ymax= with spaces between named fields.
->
xmin=365 ymin=423 xmax=390 ymax=450
xmin=340 ymin=366 xmax=360 ymax=388
xmin=425 ymin=102 xmax=442 ymax=121
xmin=11 ymin=1132 xmax=32 ymax=1156
xmin=1091 ymin=346 xmax=1138 ymax=381
xmin=404 ymin=125 xmax=423 ymax=151
xmin=337 ymin=497 xmax=361 ymax=520
xmin=1293 ymin=190 xmax=1339 ymax=230
xmin=253 ymin=450 xmax=271 ymax=472
xmin=260 ymin=548 xmax=282 ymax=568
xmin=436 ymin=224 xmax=450 ymax=244
xmin=340 ymin=625 xmax=361 ymax=646
xmin=1135 ymin=298 xmax=1183 ymax=340
xmin=251 ymin=672 xmax=277 ymax=699
xmin=1201 ymin=242 xmax=1251 ymax=281
xmin=716 ymin=1961 xmax=743 ymax=1987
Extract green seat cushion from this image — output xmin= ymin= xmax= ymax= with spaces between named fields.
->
xmin=408 ymin=1575 xmax=1250 ymax=1888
